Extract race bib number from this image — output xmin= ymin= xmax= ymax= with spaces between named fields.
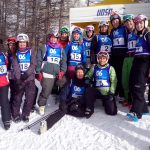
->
xmin=96 ymin=79 xmax=109 ymax=86
xmin=47 ymin=57 xmax=60 ymax=64
xmin=71 ymin=53 xmax=81 ymax=61
xmin=113 ymin=38 xmax=125 ymax=46
xmin=128 ymin=40 xmax=136 ymax=49
xmin=136 ymin=46 xmax=143 ymax=53
xmin=0 ymin=65 xmax=7 ymax=75
xmin=101 ymin=45 xmax=111 ymax=52
xmin=86 ymin=49 xmax=90 ymax=57
xmin=19 ymin=63 xmax=30 ymax=72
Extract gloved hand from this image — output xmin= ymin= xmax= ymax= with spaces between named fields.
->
xmin=57 ymin=72 xmax=65 ymax=80
xmin=15 ymin=79 xmax=24 ymax=91
xmin=35 ymin=72 xmax=43 ymax=81
xmin=84 ymin=77 xmax=92 ymax=87
xmin=21 ymin=72 xmax=28 ymax=81
xmin=109 ymin=92 xmax=114 ymax=101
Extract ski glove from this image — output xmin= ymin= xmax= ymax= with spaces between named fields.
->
xmin=15 ymin=79 xmax=25 ymax=91
xmin=109 ymin=92 xmax=114 ymax=101
xmin=21 ymin=72 xmax=28 ymax=81
xmin=57 ymin=72 xmax=65 ymax=80
xmin=35 ymin=73 xmax=43 ymax=81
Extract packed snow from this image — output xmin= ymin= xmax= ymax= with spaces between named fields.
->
xmin=0 ymin=81 xmax=150 ymax=150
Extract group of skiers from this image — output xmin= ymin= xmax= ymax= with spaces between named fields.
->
xmin=0 ymin=12 xmax=150 ymax=131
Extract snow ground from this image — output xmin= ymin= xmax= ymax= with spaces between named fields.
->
xmin=0 ymin=82 xmax=150 ymax=150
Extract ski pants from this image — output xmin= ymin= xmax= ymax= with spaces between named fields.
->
xmin=129 ymin=56 xmax=149 ymax=118
xmin=67 ymin=97 xmax=86 ymax=117
xmin=111 ymin=55 xmax=125 ymax=97
xmin=122 ymin=56 xmax=134 ymax=103
xmin=0 ymin=85 xmax=11 ymax=123
xmin=9 ymin=79 xmax=16 ymax=107
xmin=85 ymin=87 xmax=117 ymax=115
xmin=11 ymin=80 xmax=36 ymax=118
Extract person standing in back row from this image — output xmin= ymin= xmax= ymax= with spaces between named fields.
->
xmin=90 ymin=21 xmax=112 ymax=65
xmin=127 ymin=14 xmax=150 ymax=122
xmin=121 ymin=14 xmax=137 ymax=107
xmin=110 ymin=12 xmax=127 ymax=102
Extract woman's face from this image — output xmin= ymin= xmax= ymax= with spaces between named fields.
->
xmin=100 ymin=25 xmax=108 ymax=33
xmin=49 ymin=36 xmax=58 ymax=43
xmin=124 ymin=20 xmax=135 ymax=31
xmin=98 ymin=56 xmax=108 ymax=66
xmin=112 ymin=19 xmax=120 ymax=28
xmin=76 ymin=69 xmax=84 ymax=79
xmin=61 ymin=32 xmax=68 ymax=40
xmin=19 ymin=41 xmax=27 ymax=49
xmin=73 ymin=32 xmax=80 ymax=41
xmin=135 ymin=21 xmax=145 ymax=31
xmin=86 ymin=30 xmax=93 ymax=38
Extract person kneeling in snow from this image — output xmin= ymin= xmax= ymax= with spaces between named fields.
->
xmin=58 ymin=64 xmax=88 ymax=117
xmin=84 ymin=51 xmax=117 ymax=118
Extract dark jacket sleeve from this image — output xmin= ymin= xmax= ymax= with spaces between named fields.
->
xmin=26 ymin=49 xmax=36 ymax=76
xmin=145 ymin=31 xmax=150 ymax=49
xmin=25 ymin=49 xmax=36 ymax=82
xmin=90 ymin=35 xmax=98 ymax=64
xmin=60 ymin=49 xmax=67 ymax=73
xmin=12 ymin=56 xmax=21 ymax=80
xmin=35 ymin=45 xmax=45 ymax=74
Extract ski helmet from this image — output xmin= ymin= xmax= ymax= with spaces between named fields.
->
xmin=48 ymin=29 xmax=59 ymax=38
xmin=98 ymin=21 xmax=109 ymax=28
xmin=7 ymin=37 xmax=16 ymax=44
xmin=85 ymin=25 xmax=95 ymax=32
xmin=72 ymin=27 xmax=82 ymax=35
xmin=97 ymin=51 xmax=109 ymax=63
xmin=110 ymin=12 xmax=121 ymax=23
xmin=123 ymin=14 xmax=134 ymax=22
xmin=17 ymin=33 xmax=29 ymax=42
xmin=60 ymin=26 xmax=70 ymax=33
xmin=134 ymin=14 xmax=148 ymax=28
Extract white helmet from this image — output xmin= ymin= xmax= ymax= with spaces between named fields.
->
xmin=17 ymin=33 xmax=29 ymax=42
xmin=98 ymin=21 xmax=109 ymax=28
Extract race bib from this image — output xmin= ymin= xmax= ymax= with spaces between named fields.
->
xmin=19 ymin=63 xmax=30 ymax=72
xmin=96 ymin=79 xmax=109 ymax=86
xmin=136 ymin=46 xmax=143 ymax=53
xmin=86 ymin=49 xmax=90 ymax=57
xmin=71 ymin=53 xmax=81 ymax=61
xmin=47 ymin=57 xmax=60 ymax=64
xmin=128 ymin=40 xmax=136 ymax=49
xmin=101 ymin=45 xmax=111 ymax=52
xmin=113 ymin=38 xmax=125 ymax=46
xmin=0 ymin=65 xmax=7 ymax=75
